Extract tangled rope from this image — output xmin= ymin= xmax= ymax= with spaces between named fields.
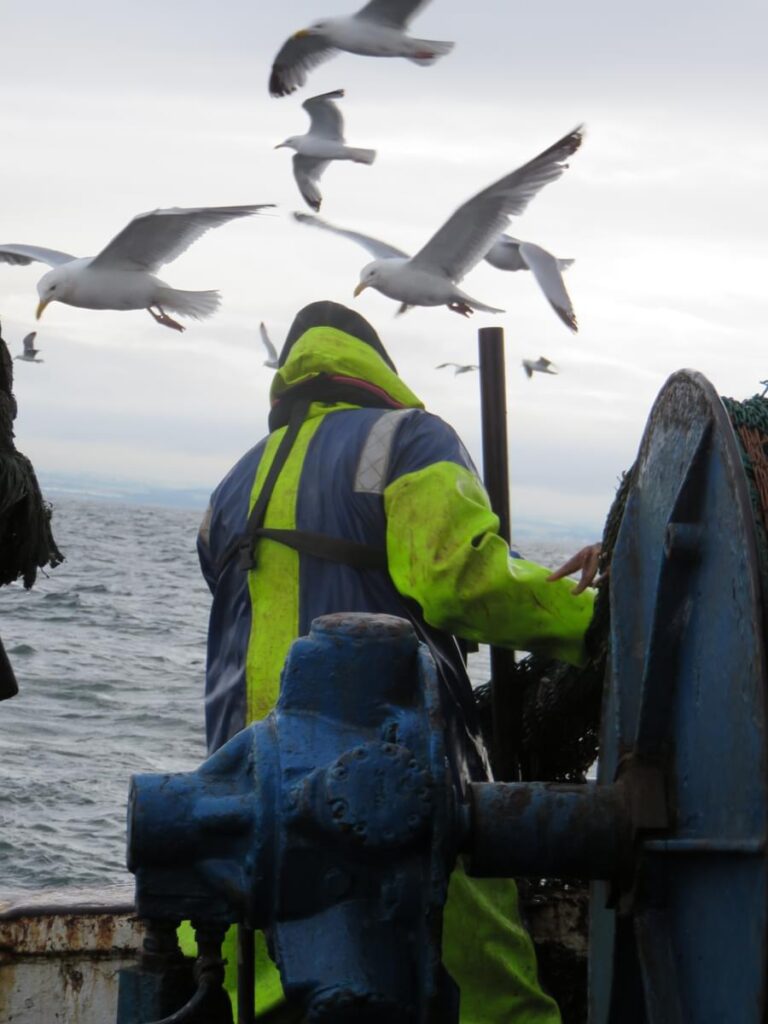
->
xmin=0 ymin=321 xmax=63 ymax=700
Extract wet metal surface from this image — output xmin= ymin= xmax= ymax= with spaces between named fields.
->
xmin=467 ymin=780 xmax=631 ymax=880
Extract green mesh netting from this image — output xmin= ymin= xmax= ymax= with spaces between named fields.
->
xmin=720 ymin=393 xmax=768 ymax=604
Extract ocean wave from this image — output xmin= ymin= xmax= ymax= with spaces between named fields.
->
xmin=6 ymin=643 xmax=35 ymax=655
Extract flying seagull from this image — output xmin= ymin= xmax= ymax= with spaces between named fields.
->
xmin=276 ymin=89 xmax=376 ymax=211
xmin=0 ymin=205 xmax=274 ymax=333
xmin=269 ymin=0 xmax=453 ymax=98
xmin=260 ymin=322 xmax=280 ymax=368
xmin=293 ymin=125 xmax=584 ymax=316
xmin=522 ymin=356 xmax=558 ymax=379
xmin=485 ymin=235 xmax=577 ymax=332
xmin=14 ymin=332 xmax=43 ymax=364
xmin=436 ymin=362 xmax=478 ymax=375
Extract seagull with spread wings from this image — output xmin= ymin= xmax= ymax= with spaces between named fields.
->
xmin=269 ymin=0 xmax=453 ymax=98
xmin=0 ymin=205 xmax=274 ymax=333
xmin=293 ymin=125 xmax=584 ymax=317
xmin=436 ymin=362 xmax=478 ymax=375
xmin=485 ymin=236 xmax=577 ymax=332
xmin=276 ymin=89 xmax=376 ymax=211
xmin=14 ymin=332 xmax=43 ymax=364
xmin=259 ymin=322 xmax=280 ymax=368
xmin=522 ymin=356 xmax=558 ymax=379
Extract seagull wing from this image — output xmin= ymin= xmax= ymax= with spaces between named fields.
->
xmin=435 ymin=362 xmax=459 ymax=369
xmin=292 ymin=212 xmax=410 ymax=260
xmin=22 ymin=332 xmax=38 ymax=355
xmin=0 ymin=244 xmax=76 ymax=267
xmin=411 ymin=126 xmax=583 ymax=282
xmin=303 ymin=89 xmax=345 ymax=140
xmin=259 ymin=322 xmax=279 ymax=366
xmin=531 ymin=356 xmax=558 ymax=375
xmin=519 ymin=242 xmax=577 ymax=332
xmin=356 ymin=0 xmax=432 ymax=28
xmin=522 ymin=360 xmax=534 ymax=378
xmin=293 ymin=157 xmax=331 ymax=211
xmin=89 ymin=205 xmax=273 ymax=273
xmin=484 ymin=233 xmax=527 ymax=272
xmin=270 ymin=34 xmax=336 ymax=98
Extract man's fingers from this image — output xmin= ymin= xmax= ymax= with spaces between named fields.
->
xmin=546 ymin=551 xmax=585 ymax=582
xmin=571 ymin=551 xmax=600 ymax=595
xmin=546 ymin=543 xmax=603 ymax=593
xmin=578 ymin=548 xmax=602 ymax=593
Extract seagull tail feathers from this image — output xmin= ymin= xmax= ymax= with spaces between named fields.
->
xmin=347 ymin=147 xmax=377 ymax=165
xmin=405 ymin=39 xmax=455 ymax=65
xmin=156 ymin=287 xmax=221 ymax=321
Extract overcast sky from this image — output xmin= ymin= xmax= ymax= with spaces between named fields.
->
xmin=2 ymin=0 xmax=767 ymax=532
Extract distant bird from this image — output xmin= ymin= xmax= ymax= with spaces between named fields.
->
xmin=276 ymin=89 xmax=376 ymax=211
xmin=522 ymin=356 xmax=558 ymax=379
xmin=0 ymin=205 xmax=274 ymax=333
xmin=485 ymin=235 xmax=577 ymax=332
xmin=14 ymin=332 xmax=43 ymax=364
xmin=436 ymin=362 xmax=478 ymax=375
xmin=260 ymin=322 xmax=280 ymax=368
xmin=293 ymin=125 xmax=584 ymax=316
xmin=269 ymin=0 xmax=454 ymax=97
xmin=760 ymin=379 xmax=768 ymax=398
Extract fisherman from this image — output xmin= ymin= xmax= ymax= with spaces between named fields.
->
xmin=191 ymin=300 xmax=597 ymax=1023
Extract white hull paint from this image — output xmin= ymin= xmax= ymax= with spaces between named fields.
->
xmin=0 ymin=884 xmax=142 ymax=1024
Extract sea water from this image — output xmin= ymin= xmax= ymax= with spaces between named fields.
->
xmin=0 ymin=496 xmax=576 ymax=893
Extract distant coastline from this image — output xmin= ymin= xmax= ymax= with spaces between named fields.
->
xmin=38 ymin=471 xmax=601 ymax=543
xmin=38 ymin=472 xmax=212 ymax=513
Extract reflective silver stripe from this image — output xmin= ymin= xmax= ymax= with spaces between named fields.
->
xmin=198 ymin=503 xmax=213 ymax=548
xmin=354 ymin=409 xmax=416 ymax=494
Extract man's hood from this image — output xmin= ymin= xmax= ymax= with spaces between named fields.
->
xmin=269 ymin=323 xmax=423 ymax=412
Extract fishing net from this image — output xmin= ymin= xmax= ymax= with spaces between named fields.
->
xmin=720 ymin=393 xmax=768 ymax=604
xmin=0 ymin=324 xmax=64 ymax=701
xmin=0 ymin=327 xmax=63 ymax=591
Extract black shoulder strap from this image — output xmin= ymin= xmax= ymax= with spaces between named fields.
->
xmin=251 ymin=527 xmax=387 ymax=570
xmin=219 ymin=399 xmax=310 ymax=572
xmin=218 ymin=399 xmax=386 ymax=574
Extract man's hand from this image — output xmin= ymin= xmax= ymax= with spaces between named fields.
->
xmin=546 ymin=543 xmax=603 ymax=596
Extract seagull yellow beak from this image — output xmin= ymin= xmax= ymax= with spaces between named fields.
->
xmin=353 ymin=282 xmax=368 ymax=298
xmin=293 ymin=28 xmax=311 ymax=38
xmin=36 ymin=298 xmax=51 ymax=320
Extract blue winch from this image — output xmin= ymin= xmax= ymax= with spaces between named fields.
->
xmin=119 ymin=370 xmax=768 ymax=1023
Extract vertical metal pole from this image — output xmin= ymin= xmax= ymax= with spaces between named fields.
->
xmin=237 ymin=925 xmax=256 ymax=1024
xmin=478 ymin=326 xmax=520 ymax=781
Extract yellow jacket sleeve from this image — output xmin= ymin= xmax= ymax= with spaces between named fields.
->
xmin=383 ymin=462 xmax=595 ymax=666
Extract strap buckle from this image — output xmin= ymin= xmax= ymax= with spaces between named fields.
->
xmin=237 ymin=539 xmax=256 ymax=571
